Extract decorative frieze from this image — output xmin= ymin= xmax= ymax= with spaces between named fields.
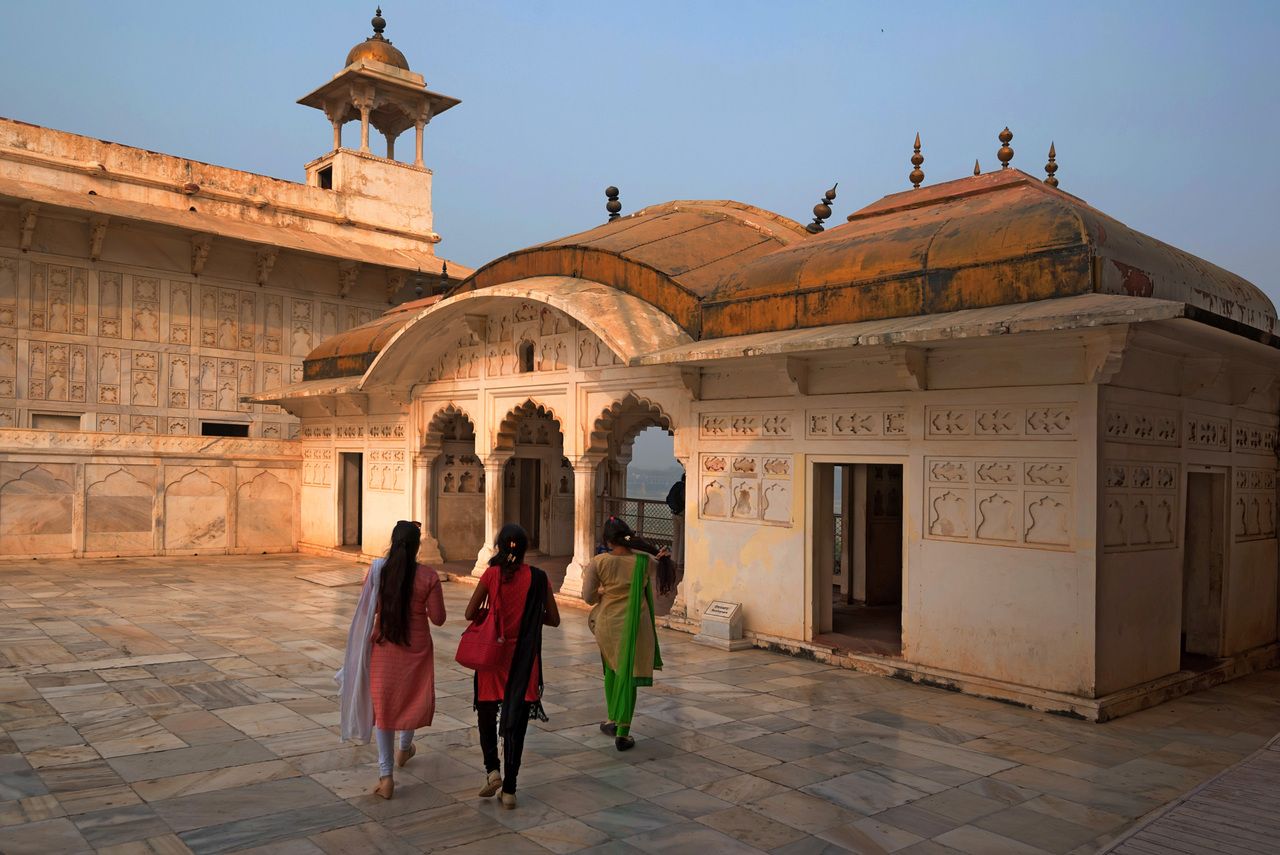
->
xmin=1232 ymin=420 xmax=1279 ymax=456
xmin=925 ymin=456 xmax=1073 ymax=550
xmin=1104 ymin=405 xmax=1179 ymax=446
xmin=700 ymin=412 xmax=793 ymax=441
xmin=1102 ymin=461 xmax=1179 ymax=552
xmin=926 ymin=405 xmax=1075 ymax=439
xmin=1233 ymin=467 xmax=1277 ymax=542
xmin=301 ymin=425 xmax=333 ymax=440
xmin=699 ymin=452 xmax=792 ymax=527
xmin=806 ymin=408 xmax=905 ymax=439
xmin=368 ymin=422 xmax=406 ymax=440
xmin=1185 ymin=413 xmax=1231 ymax=450
xmin=439 ymin=453 xmax=483 ymax=495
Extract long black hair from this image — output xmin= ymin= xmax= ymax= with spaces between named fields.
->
xmin=602 ymin=516 xmax=677 ymax=595
xmin=375 ymin=520 xmax=420 ymax=646
xmin=488 ymin=523 xmax=529 ymax=581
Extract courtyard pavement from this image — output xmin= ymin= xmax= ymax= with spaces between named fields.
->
xmin=1 ymin=554 xmax=1277 ymax=855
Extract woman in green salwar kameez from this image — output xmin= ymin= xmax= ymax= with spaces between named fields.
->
xmin=583 ymin=516 xmax=675 ymax=751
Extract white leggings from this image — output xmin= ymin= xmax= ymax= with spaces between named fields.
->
xmin=375 ymin=727 xmax=415 ymax=777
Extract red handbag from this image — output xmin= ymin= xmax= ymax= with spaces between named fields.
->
xmin=455 ymin=573 xmax=506 ymax=670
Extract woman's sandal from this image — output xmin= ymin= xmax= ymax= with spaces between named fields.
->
xmin=501 ymin=791 xmax=517 ymax=810
xmin=478 ymin=769 xmax=502 ymax=798
xmin=615 ymin=735 xmax=636 ymax=752
xmin=395 ymin=743 xmax=416 ymax=768
xmin=373 ymin=776 xmax=394 ymax=799
xmin=599 ymin=721 xmax=617 ymax=737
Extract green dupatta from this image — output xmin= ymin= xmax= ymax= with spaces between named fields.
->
xmin=603 ymin=552 xmax=662 ymax=728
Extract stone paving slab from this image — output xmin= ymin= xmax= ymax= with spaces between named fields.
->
xmin=0 ymin=553 xmax=1278 ymax=854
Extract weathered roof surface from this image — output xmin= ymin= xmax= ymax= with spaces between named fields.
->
xmin=0 ymin=174 xmax=469 ymax=277
xmin=705 ymin=169 xmax=1275 ymax=338
xmin=637 ymin=294 xmax=1188 ymax=365
xmin=450 ymin=200 xmax=810 ymax=337
xmin=302 ymin=295 xmax=440 ymax=381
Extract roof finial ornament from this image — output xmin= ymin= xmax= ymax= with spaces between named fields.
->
xmin=997 ymin=126 xmax=1014 ymax=169
xmin=974 ymin=159 xmax=981 ymax=176
xmin=413 ymin=266 xmax=424 ymax=299
xmin=372 ymin=7 xmax=386 ymax=38
xmin=605 ymin=186 xmax=621 ymax=222
xmin=909 ymin=133 xmax=925 ymax=189
xmin=805 ymin=183 xmax=838 ymax=234
xmin=1044 ymin=142 xmax=1059 ymax=188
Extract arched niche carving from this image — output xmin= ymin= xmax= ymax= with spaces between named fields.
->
xmin=236 ymin=470 xmax=294 ymax=550
xmin=164 ymin=469 xmax=228 ymax=550
xmin=86 ymin=467 xmax=153 ymax=551
xmin=0 ymin=464 xmax=74 ymax=555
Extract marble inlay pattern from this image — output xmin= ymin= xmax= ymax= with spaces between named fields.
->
xmin=0 ymin=553 xmax=1278 ymax=854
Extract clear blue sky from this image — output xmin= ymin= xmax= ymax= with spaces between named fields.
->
xmin=2 ymin=1 xmax=1277 ymax=300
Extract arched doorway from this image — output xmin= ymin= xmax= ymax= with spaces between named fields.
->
xmin=423 ymin=406 xmax=483 ymax=568
xmin=590 ymin=394 xmax=684 ymax=612
xmin=496 ymin=401 xmax=573 ymax=561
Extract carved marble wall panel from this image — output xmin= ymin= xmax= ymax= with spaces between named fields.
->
xmin=264 ymin=294 xmax=283 ymax=355
xmin=1104 ymin=405 xmax=1179 ymax=446
xmin=302 ymin=447 xmax=332 ymax=486
xmin=130 ymin=349 xmax=159 ymax=408
xmin=99 ymin=271 xmax=122 ymax=338
xmin=368 ymin=449 xmax=405 ymax=492
xmin=236 ymin=470 xmax=293 ymax=548
xmin=86 ymin=465 xmax=154 ymax=553
xmin=290 ymin=298 xmax=313 ymax=357
xmin=131 ymin=276 xmax=161 ymax=342
xmin=1232 ymin=420 xmax=1279 ymax=456
xmin=925 ymin=456 xmax=1074 ymax=550
xmin=1102 ymin=461 xmax=1179 ymax=552
xmin=163 ymin=469 xmax=228 ymax=549
xmin=700 ymin=412 xmax=795 ymax=441
xmin=30 ymin=263 xmax=88 ymax=335
xmin=0 ymin=256 xmax=16 ymax=328
xmin=0 ymin=463 xmax=75 ymax=555
xmin=926 ymin=404 xmax=1075 ymax=439
xmin=806 ymin=408 xmax=904 ymax=438
xmin=1185 ymin=413 xmax=1231 ymax=451
xmin=699 ymin=452 xmax=792 ymax=527
xmin=0 ymin=336 xmax=14 ymax=399
xmin=1233 ymin=467 xmax=1277 ymax=542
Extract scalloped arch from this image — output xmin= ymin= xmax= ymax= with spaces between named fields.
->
xmin=495 ymin=399 xmax=563 ymax=451
xmin=590 ymin=393 xmax=674 ymax=455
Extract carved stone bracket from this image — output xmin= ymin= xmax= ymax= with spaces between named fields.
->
xmin=338 ymin=260 xmax=360 ymax=299
xmin=18 ymin=203 xmax=38 ymax=252
xmin=336 ymin=393 xmax=369 ymax=416
xmin=88 ymin=216 xmax=109 ymax=261
xmin=385 ymin=386 xmax=413 ymax=410
xmin=888 ymin=346 xmax=928 ymax=391
xmin=385 ymin=269 xmax=407 ymax=303
xmin=1084 ymin=327 xmax=1130 ymax=384
xmin=1180 ymin=356 xmax=1226 ymax=398
xmin=1229 ymin=370 xmax=1278 ymax=406
xmin=190 ymin=233 xmax=213 ymax=276
xmin=680 ymin=367 xmax=702 ymax=400
xmin=784 ymin=357 xmax=810 ymax=396
xmin=255 ymin=246 xmax=278 ymax=287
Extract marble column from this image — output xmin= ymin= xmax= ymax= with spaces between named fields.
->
xmin=472 ymin=456 xmax=509 ymax=577
xmin=561 ymin=454 xmax=604 ymax=598
xmin=358 ymin=106 xmax=372 ymax=153
xmin=413 ymin=120 xmax=426 ymax=167
xmin=413 ymin=452 xmax=443 ymax=563
xmin=384 ymin=133 xmax=396 ymax=161
xmin=331 ymin=119 xmax=342 ymax=151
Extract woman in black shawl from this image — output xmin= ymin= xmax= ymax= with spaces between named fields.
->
xmin=463 ymin=523 xmax=560 ymax=809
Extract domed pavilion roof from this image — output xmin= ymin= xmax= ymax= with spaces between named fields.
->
xmin=345 ymin=8 xmax=410 ymax=70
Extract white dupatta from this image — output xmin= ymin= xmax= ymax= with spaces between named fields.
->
xmin=336 ymin=557 xmax=383 ymax=744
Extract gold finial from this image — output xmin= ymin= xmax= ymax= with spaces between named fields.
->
xmin=973 ymin=159 xmax=981 ymax=176
xmin=997 ymin=127 xmax=1014 ymax=169
xmin=909 ymin=132 xmax=925 ymax=189
xmin=1044 ymin=142 xmax=1059 ymax=188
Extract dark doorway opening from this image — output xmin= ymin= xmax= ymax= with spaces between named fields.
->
xmin=340 ymin=452 xmax=363 ymax=548
xmin=1182 ymin=471 xmax=1226 ymax=668
xmin=515 ymin=457 xmax=542 ymax=551
xmin=814 ymin=462 xmax=903 ymax=656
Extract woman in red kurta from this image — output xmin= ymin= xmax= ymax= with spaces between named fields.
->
xmin=369 ymin=520 xmax=446 ymax=799
xmin=464 ymin=523 xmax=559 ymax=809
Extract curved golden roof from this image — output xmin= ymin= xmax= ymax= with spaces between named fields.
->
xmin=346 ymin=37 xmax=410 ymax=70
xmin=705 ymin=169 xmax=1275 ymax=337
xmin=303 ymin=172 xmax=1274 ymax=379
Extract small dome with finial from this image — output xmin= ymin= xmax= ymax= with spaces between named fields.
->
xmin=346 ymin=7 xmax=411 ymax=70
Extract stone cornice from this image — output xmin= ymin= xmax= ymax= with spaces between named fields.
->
xmin=0 ymin=429 xmax=300 ymax=460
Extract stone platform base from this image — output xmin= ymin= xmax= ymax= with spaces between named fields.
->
xmin=661 ymin=615 xmax=1280 ymax=722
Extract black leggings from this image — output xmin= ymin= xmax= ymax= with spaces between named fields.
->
xmin=476 ymin=701 xmax=531 ymax=794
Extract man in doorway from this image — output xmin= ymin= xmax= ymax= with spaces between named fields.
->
xmin=665 ymin=474 xmax=685 ymax=568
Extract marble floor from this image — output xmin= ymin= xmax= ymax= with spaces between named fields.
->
xmin=0 ymin=554 xmax=1277 ymax=855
